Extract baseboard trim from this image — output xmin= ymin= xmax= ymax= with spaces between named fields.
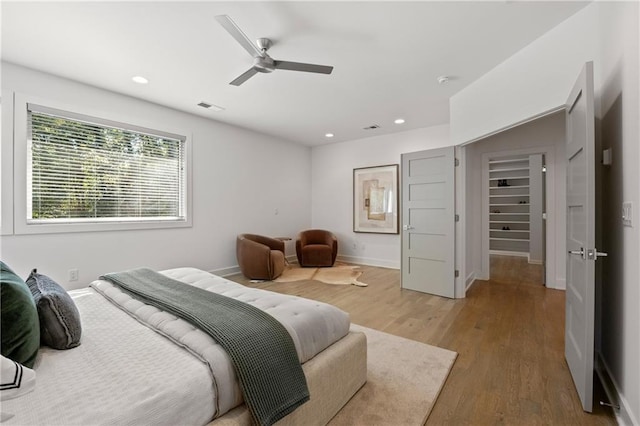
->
xmin=212 ymin=256 xmax=397 ymax=277
xmin=465 ymin=272 xmax=476 ymax=292
xmin=211 ymin=255 xmax=299 ymax=278
xmin=210 ymin=265 xmax=240 ymax=277
xmin=552 ymin=277 xmax=566 ymax=290
xmin=489 ymin=249 xmax=529 ymax=258
xmin=337 ymin=255 xmax=400 ymax=270
xmin=528 ymin=259 xmax=544 ymax=265
xmin=596 ymin=352 xmax=638 ymax=426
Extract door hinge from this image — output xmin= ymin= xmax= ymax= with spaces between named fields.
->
xmin=455 ymin=270 xmax=460 ymax=278
xmin=454 ymin=158 xmax=460 ymax=167
xmin=455 ymin=214 xmax=460 ymax=222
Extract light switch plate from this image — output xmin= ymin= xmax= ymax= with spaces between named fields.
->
xmin=622 ymin=202 xmax=632 ymax=227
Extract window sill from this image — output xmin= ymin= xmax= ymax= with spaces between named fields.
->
xmin=14 ymin=217 xmax=192 ymax=235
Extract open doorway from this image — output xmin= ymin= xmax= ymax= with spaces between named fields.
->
xmin=462 ymin=110 xmax=566 ymax=290
xmin=487 ymin=153 xmax=546 ymax=284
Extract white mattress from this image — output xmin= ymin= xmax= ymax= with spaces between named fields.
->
xmin=160 ymin=267 xmax=350 ymax=364
xmin=3 ymin=268 xmax=351 ymax=425
xmin=3 ymin=286 xmax=215 ymax=426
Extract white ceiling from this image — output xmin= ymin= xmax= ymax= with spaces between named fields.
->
xmin=2 ymin=1 xmax=588 ymax=146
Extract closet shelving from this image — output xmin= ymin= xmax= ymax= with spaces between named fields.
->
xmin=489 ymin=157 xmax=530 ymax=254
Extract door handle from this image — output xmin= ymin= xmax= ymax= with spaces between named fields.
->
xmin=568 ymin=248 xmax=609 ymax=260
xmin=403 ymin=225 xmax=414 ymax=231
xmin=568 ymin=248 xmax=585 ymax=258
xmin=587 ymin=248 xmax=608 ymax=260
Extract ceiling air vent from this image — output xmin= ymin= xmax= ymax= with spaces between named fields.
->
xmin=197 ymin=102 xmax=225 ymax=112
xmin=363 ymin=124 xmax=380 ymax=130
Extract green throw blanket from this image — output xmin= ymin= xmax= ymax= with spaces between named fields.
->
xmin=101 ymin=268 xmax=309 ymax=426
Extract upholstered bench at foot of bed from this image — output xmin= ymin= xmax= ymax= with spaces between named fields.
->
xmin=209 ymin=331 xmax=367 ymax=426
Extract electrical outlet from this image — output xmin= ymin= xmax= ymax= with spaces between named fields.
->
xmin=69 ymin=269 xmax=79 ymax=282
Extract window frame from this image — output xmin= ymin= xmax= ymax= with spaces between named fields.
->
xmin=13 ymin=93 xmax=193 ymax=235
xmin=1 ymin=92 xmax=15 ymax=236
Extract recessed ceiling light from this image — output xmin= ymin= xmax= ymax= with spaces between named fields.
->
xmin=437 ymin=75 xmax=450 ymax=84
xmin=132 ymin=75 xmax=149 ymax=84
xmin=325 ymin=133 xmax=334 ymax=138
xmin=394 ymin=118 xmax=405 ymax=124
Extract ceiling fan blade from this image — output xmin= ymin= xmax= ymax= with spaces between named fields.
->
xmin=215 ymin=15 xmax=263 ymax=58
xmin=230 ymin=67 xmax=259 ymax=86
xmin=274 ymin=60 xmax=333 ymax=74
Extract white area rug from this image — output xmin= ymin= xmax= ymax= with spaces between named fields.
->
xmin=330 ymin=324 xmax=457 ymax=425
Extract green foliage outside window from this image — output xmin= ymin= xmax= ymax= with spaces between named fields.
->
xmin=29 ymin=111 xmax=184 ymax=222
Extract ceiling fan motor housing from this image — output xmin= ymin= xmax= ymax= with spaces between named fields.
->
xmin=253 ymin=56 xmax=275 ymax=73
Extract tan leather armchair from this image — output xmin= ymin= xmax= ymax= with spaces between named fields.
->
xmin=236 ymin=234 xmax=286 ymax=280
xmin=296 ymin=229 xmax=338 ymax=267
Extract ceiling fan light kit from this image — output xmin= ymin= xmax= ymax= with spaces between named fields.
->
xmin=215 ymin=15 xmax=334 ymax=86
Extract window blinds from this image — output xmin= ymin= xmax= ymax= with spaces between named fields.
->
xmin=27 ymin=104 xmax=186 ymax=223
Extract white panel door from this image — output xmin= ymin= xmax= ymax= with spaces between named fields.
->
xmin=565 ymin=61 xmax=599 ymax=412
xmin=401 ymin=147 xmax=455 ymax=298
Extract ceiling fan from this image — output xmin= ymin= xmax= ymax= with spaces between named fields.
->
xmin=215 ymin=15 xmax=334 ymax=86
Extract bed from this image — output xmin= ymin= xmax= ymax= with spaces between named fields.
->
xmin=2 ymin=267 xmax=367 ymax=425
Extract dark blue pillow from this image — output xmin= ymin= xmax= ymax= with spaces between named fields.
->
xmin=26 ymin=269 xmax=82 ymax=350
xmin=1 ymin=262 xmax=40 ymax=367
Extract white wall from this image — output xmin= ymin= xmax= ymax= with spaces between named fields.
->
xmin=597 ymin=2 xmax=640 ymax=424
xmin=453 ymin=1 xmax=639 ymax=423
xmin=0 ymin=62 xmax=312 ymax=289
xmin=463 ymin=112 xmax=566 ymax=288
xmin=450 ymin=2 xmax=600 ymax=145
xmin=311 ymin=125 xmax=450 ymax=268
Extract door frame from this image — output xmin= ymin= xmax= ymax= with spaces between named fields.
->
xmin=454 ymin=145 xmax=466 ymax=298
xmin=479 ymin=145 xmax=561 ymax=288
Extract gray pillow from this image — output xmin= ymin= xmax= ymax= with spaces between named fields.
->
xmin=26 ymin=269 xmax=81 ymax=350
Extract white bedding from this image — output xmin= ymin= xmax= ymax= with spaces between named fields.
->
xmin=3 ymin=267 xmax=351 ymax=425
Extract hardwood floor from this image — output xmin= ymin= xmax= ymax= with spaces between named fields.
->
xmin=226 ymin=256 xmax=615 ymax=425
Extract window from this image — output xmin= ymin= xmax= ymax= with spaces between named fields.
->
xmin=25 ymin=103 xmax=188 ymax=229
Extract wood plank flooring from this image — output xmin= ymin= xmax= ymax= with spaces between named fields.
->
xmin=226 ymin=256 xmax=615 ymax=425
